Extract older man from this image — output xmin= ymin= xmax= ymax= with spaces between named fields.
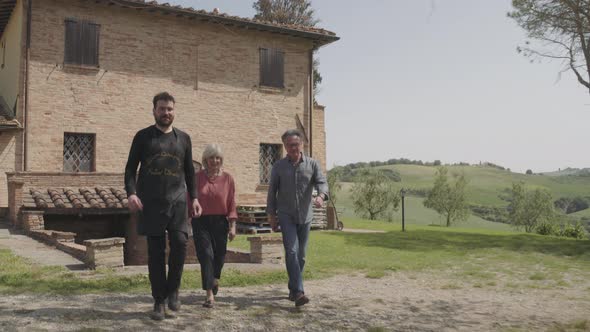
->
xmin=266 ymin=129 xmax=329 ymax=307
xmin=125 ymin=92 xmax=201 ymax=320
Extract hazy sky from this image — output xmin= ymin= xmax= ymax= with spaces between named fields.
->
xmin=169 ymin=0 xmax=590 ymax=173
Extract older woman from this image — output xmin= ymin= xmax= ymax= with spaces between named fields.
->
xmin=192 ymin=144 xmax=237 ymax=308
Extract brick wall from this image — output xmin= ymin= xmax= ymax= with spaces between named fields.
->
xmin=0 ymin=132 xmax=17 ymax=207
xmin=44 ymin=214 xmax=126 ymax=245
xmin=23 ymin=0 xmax=319 ymax=206
xmin=312 ymin=105 xmax=327 ymax=171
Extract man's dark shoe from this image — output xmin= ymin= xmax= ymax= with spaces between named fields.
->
xmin=150 ymin=302 xmax=166 ymax=321
xmin=289 ymin=291 xmax=304 ymax=302
xmin=294 ymin=293 xmax=309 ymax=307
xmin=168 ymin=290 xmax=181 ymax=312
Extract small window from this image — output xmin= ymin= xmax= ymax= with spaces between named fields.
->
xmin=259 ymin=143 xmax=282 ymax=184
xmin=259 ymin=48 xmax=284 ymax=88
xmin=63 ymin=133 xmax=95 ymax=172
xmin=64 ymin=19 xmax=100 ymax=66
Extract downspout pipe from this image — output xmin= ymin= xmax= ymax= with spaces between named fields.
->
xmin=23 ymin=0 xmax=32 ymax=171
xmin=309 ymin=48 xmax=313 ymax=157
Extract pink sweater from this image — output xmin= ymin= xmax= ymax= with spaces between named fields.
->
xmin=192 ymin=170 xmax=238 ymax=220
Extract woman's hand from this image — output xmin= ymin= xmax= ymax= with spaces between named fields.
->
xmin=228 ymin=220 xmax=237 ymax=241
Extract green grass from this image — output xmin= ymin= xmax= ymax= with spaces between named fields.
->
xmin=547 ymin=320 xmax=590 ymax=331
xmin=0 ymin=248 xmax=289 ymax=294
xmin=1 ymin=219 xmax=590 ymax=294
xmin=339 ymin=205 xmax=513 ymax=232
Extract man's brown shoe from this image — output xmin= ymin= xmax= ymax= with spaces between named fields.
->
xmin=294 ymin=293 xmax=309 ymax=307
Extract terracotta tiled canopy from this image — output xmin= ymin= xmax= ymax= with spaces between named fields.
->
xmin=25 ymin=187 xmax=128 ymax=210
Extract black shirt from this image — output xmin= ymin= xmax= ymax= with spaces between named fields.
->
xmin=125 ymin=125 xmax=196 ymax=235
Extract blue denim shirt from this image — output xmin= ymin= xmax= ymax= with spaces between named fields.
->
xmin=266 ymin=154 xmax=329 ymax=224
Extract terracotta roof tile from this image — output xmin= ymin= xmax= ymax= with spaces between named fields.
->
xmin=106 ymin=0 xmax=338 ymax=45
xmin=25 ymin=187 xmax=129 ymax=209
xmin=2 ymin=1 xmax=338 ymax=47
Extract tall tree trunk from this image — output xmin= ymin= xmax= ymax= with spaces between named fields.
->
xmin=446 ymin=214 xmax=451 ymax=227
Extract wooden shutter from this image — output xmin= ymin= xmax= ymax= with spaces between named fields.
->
xmin=260 ymin=48 xmax=284 ymax=88
xmin=81 ymin=22 xmax=99 ymax=66
xmin=64 ymin=19 xmax=99 ymax=66
xmin=64 ymin=19 xmax=81 ymax=64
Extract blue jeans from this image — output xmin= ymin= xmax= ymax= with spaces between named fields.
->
xmin=278 ymin=215 xmax=311 ymax=295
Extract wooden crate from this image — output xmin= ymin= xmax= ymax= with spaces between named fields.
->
xmin=236 ymin=223 xmax=273 ymax=234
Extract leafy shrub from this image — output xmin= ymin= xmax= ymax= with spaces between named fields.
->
xmin=469 ymin=204 xmax=509 ymax=223
xmin=331 ymin=167 xmax=401 ymax=183
xmin=559 ymin=221 xmax=587 ymax=239
xmin=536 ymin=222 xmax=558 ymax=236
xmin=405 ymin=188 xmax=428 ymax=197
xmin=554 ymin=197 xmax=589 ymax=214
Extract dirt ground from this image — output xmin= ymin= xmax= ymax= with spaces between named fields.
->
xmin=0 ymin=271 xmax=588 ymax=332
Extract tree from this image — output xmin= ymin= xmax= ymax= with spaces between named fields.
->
xmin=508 ymin=182 xmax=555 ymax=232
xmin=423 ymin=167 xmax=470 ymax=227
xmin=253 ymin=0 xmax=319 ymax=26
xmin=526 ymin=169 xmax=533 ymax=175
xmin=508 ymin=0 xmax=590 ymax=95
xmin=327 ymin=167 xmax=342 ymax=204
xmin=252 ymin=0 xmax=323 ymax=97
xmin=351 ymin=169 xmax=400 ymax=221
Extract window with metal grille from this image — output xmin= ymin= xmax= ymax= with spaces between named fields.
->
xmin=63 ymin=133 xmax=95 ymax=172
xmin=259 ymin=144 xmax=282 ymax=184
xmin=259 ymin=48 xmax=284 ymax=88
xmin=64 ymin=19 xmax=100 ymax=66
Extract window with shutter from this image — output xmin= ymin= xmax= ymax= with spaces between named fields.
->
xmin=259 ymin=48 xmax=284 ymax=88
xmin=64 ymin=19 xmax=100 ymax=66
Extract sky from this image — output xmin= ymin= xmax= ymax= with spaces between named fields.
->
xmin=169 ymin=0 xmax=590 ymax=173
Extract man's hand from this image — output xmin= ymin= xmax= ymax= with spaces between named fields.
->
xmin=228 ymin=220 xmax=237 ymax=241
xmin=191 ymin=199 xmax=202 ymax=218
xmin=268 ymin=214 xmax=279 ymax=232
xmin=128 ymin=194 xmax=143 ymax=213
xmin=313 ymin=195 xmax=324 ymax=208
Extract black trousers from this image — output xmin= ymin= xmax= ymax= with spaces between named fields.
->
xmin=147 ymin=230 xmax=188 ymax=303
xmin=192 ymin=215 xmax=228 ymax=290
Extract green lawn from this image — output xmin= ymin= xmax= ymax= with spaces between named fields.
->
xmin=1 ymin=222 xmax=589 ymax=294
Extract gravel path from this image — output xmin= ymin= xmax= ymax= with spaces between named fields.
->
xmin=0 ymin=272 xmax=588 ymax=332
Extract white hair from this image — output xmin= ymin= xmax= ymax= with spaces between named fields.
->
xmin=202 ymin=143 xmax=224 ymax=169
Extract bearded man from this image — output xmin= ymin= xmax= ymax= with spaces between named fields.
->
xmin=125 ymin=92 xmax=202 ymax=320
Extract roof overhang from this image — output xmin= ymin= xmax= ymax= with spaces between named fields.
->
xmin=94 ymin=0 xmax=340 ymax=47
xmin=0 ymin=0 xmax=16 ymax=38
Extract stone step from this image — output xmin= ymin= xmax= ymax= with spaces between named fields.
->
xmin=0 ymin=219 xmax=10 ymax=239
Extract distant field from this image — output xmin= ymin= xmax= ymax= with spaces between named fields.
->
xmin=332 ymin=164 xmax=590 ymax=231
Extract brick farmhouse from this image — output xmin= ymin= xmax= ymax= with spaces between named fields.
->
xmin=0 ymin=0 xmax=338 ymax=266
